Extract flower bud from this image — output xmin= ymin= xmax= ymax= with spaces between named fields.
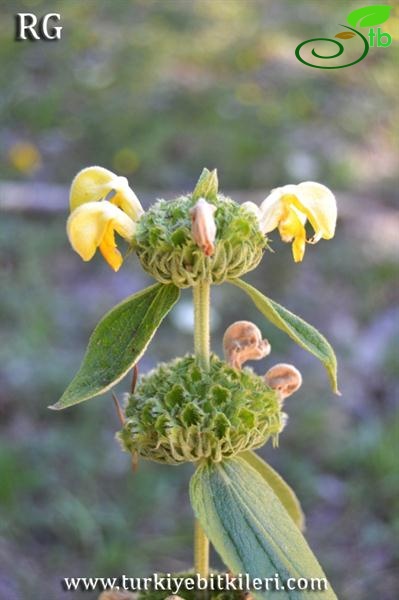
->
xmin=190 ymin=198 xmax=217 ymax=256
xmin=264 ymin=363 xmax=302 ymax=401
xmin=242 ymin=200 xmax=261 ymax=222
xmin=223 ymin=321 xmax=271 ymax=370
xmin=192 ymin=167 xmax=218 ymax=200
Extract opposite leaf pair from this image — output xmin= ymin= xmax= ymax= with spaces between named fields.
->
xmin=51 ymin=275 xmax=339 ymax=411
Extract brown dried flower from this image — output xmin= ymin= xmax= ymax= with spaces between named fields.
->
xmin=264 ymin=363 xmax=302 ymax=401
xmin=223 ymin=321 xmax=271 ymax=370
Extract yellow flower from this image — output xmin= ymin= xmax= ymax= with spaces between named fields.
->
xmin=258 ymin=182 xmax=337 ymax=262
xmin=69 ymin=166 xmax=143 ymax=220
xmin=67 ymin=166 xmax=143 ymax=271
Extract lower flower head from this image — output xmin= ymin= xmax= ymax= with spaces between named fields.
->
xmin=118 ymin=355 xmax=283 ymax=464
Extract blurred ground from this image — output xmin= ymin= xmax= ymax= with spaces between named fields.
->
xmin=0 ymin=1 xmax=398 ymax=599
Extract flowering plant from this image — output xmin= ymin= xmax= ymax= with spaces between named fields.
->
xmin=53 ymin=167 xmax=339 ymax=599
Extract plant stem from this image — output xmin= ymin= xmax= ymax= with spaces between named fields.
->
xmin=193 ymin=280 xmax=210 ymax=578
xmin=193 ymin=280 xmax=210 ymax=369
xmin=194 ymin=517 xmax=210 ymax=579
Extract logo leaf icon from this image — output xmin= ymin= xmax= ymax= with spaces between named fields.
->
xmin=335 ymin=31 xmax=356 ymax=39
xmin=347 ymin=4 xmax=392 ymax=28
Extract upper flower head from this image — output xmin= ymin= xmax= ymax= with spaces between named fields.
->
xmin=67 ymin=166 xmax=144 ymax=271
xmin=244 ymin=182 xmax=337 ymax=262
xmin=134 ymin=168 xmax=266 ymax=288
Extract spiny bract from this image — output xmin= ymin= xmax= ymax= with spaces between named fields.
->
xmin=134 ymin=194 xmax=267 ymax=287
xmin=118 ymin=354 xmax=283 ymax=464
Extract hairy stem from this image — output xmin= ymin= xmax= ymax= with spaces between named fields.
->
xmin=194 ymin=517 xmax=210 ymax=579
xmin=193 ymin=280 xmax=210 ymax=578
xmin=193 ymin=280 xmax=210 ymax=369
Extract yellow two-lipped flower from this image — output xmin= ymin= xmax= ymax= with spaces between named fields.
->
xmin=67 ymin=166 xmax=144 ymax=271
xmin=243 ymin=181 xmax=337 ymax=262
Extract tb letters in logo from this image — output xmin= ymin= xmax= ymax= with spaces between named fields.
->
xmin=295 ymin=4 xmax=392 ymax=69
xmin=15 ymin=13 xmax=62 ymax=41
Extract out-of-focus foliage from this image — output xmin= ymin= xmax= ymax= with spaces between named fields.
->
xmin=0 ymin=1 xmax=398 ymax=599
xmin=0 ymin=0 xmax=398 ymax=193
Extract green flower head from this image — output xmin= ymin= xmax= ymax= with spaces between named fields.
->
xmin=133 ymin=169 xmax=267 ymax=288
xmin=118 ymin=354 xmax=283 ymax=465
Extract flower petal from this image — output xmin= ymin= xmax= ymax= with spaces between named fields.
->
xmin=69 ymin=166 xmax=118 ymax=210
xmin=67 ymin=202 xmax=136 ymax=264
xmin=99 ymin=223 xmax=123 ymax=271
xmin=292 ymin=227 xmax=306 ymax=262
xmin=69 ymin=167 xmax=144 ymax=221
xmin=259 ymin=185 xmax=297 ymax=234
xmin=290 ymin=182 xmax=337 ymax=241
xmin=111 ymin=176 xmax=144 ymax=221
xmin=278 ymin=205 xmax=306 ymax=242
xmin=190 ymin=198 xmax=217 ymax=256
xmin=277 ymin=205 xmax=307 ymax=262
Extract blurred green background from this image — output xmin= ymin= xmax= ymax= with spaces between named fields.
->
xmin=0 ymin=1 xmax=398 ymax=599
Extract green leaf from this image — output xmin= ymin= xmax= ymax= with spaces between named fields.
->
xmin=190 ymin=457 xmax=337 ymax=600
xmin=230 ymin=278 xmax=339 ymax=394
xmin=347 ymin=4 xmax=391 ymax=27
xmin=240 ymin=450 xmax=305 ymax=531
xmin=50 ymin=283 xmax=180 ymax=410
xmin=192 ymin=167 xmax=218 ymax=201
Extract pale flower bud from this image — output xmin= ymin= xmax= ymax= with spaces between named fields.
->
xmin=242 ymin=200 xmax=261 ymax=223
xmin=190 ymin=197 xmax=217 ymax=256
xmin=264 ymin=363 xmax=302 ymax=401
xmin=223 ymin=320 xmax=271 ymax=370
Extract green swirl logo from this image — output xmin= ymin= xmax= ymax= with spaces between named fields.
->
xmin=295 ymin=4 xmax=392 ymax=69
